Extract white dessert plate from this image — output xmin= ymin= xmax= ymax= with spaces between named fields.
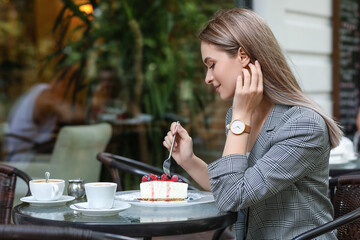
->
xmin=20 ymin=195 xmax=75 ymax=207
xmin=115 ymin=190 xmax=215 ymax=207
xmin=70 ymin=201 xmax=131 ymax=216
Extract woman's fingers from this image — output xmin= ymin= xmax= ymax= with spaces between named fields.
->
xmin=170 ymin=121 xmax=179 ymax=134
xmin=242 ymin=68 xmax=251 ymax=89
xmin=237 ymin=62 xmax=261 ymax=92
xmin=255 ymin=60 xmax=263 ymax=91
xmin=248 ymin=63 xmax=258 ymax=90
xmin=239 ymin=62 xmax=263 ymax=93
xmin=163 ymin=122 xmax=182 ymax=151
xmin=163 ymin=132 xmax=172 ymax=149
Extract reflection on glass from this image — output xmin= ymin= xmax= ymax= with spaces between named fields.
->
xmin=3 ymin=73 xmax=87 ymax=162
xmin=0 ymin=0 xmax=235 ymax=184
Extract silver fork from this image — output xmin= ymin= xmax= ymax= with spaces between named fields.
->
xmin=163 ymin=121 xmax=179 ymax=178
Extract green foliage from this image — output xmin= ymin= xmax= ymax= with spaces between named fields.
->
xmin=48 ymin=0 xmax=234 ymax=120
xmin=45 ymin=0 xmax=235 ymax=172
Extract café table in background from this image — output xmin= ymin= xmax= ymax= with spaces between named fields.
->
xmin=329 ymin=156 xmax=360 ymax=178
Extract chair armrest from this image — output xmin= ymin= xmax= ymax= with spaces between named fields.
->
xmin=292 ymin=207 xmax=360 ymax=240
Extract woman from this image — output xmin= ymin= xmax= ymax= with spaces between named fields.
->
xmin=163 ymin=8 xmax=342 ymax=240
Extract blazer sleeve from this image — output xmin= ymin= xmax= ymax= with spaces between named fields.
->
xmin=208 ymin=108 xmax=330 ymax=212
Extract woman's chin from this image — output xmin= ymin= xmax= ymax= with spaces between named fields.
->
xmin=219 ymin=93 xmax=232 ymax=101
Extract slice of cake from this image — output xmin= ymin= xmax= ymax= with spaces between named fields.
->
xmin=140 ymin=174 xmax=188 ymax=201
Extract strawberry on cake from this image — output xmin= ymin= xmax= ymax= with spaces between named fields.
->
xmin=140 ymin=174 xmax=188 ymax=201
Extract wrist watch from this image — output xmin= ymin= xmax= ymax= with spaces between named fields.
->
xmin=227 ymin=119 xmax=251 ymax=135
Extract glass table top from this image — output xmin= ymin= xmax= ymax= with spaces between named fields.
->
xmin=13 ymin=191 xmax=237 ymax=238
xmin=16 ymin=200 xmax=226 ymax=223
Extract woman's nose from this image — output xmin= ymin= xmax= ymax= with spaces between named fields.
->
xmin=205 ymin=71 xmax=213 ymax=84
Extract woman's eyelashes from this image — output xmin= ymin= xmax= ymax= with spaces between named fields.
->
xmin=209 ymin=63 xmax=215 ymax=69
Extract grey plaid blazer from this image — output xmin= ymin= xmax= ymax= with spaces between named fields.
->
xmin=208 ymin=104 xmax=337 ymax=240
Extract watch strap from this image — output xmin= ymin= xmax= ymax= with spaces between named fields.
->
xmin=243 ymin=123 xmax=251 ymax=133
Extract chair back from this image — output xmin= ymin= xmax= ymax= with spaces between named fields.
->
xmin=0 ymin=224 xmax=136 ymax=240
xmin=96 ymin=152 xmax=199 ymax=191
xmin=0 ymin=164 xmax=31 ymax=224
xmin=49 ymin=123 xmax=112 ymax=183
xmin=332 ymin=175 xmax=360 ymax=239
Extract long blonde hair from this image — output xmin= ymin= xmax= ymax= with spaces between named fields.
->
xmin=198 ymin=8 xmax=342 ymax=148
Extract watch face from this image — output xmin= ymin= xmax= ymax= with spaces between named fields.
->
xmin=231 ymin=120 xmax=245 ymax=134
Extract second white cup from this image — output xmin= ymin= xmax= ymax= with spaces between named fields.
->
xmin=84 ymin=182 xmax=117 ymax=209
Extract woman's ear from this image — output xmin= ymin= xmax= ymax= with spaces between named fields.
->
xmin=237 ymin=47 xmax=251 ymax=67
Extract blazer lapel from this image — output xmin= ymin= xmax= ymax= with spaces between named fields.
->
xmin=250 ymin=104 xmax=291 ymax=162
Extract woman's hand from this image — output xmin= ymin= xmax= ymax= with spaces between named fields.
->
xmin=163 ymin=122 xmax=194 ymax=167
xmin=232 ymin=61 xmax=263 ymax=122
xmin=163 ymin=122 xmax=211 ymax=190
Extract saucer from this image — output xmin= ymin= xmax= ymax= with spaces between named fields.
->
xmin=20 ymin=195 xmax=75 ymax=207
xmin=70 ymin=201 xmax=131 ymax=216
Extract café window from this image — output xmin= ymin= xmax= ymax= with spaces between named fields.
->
xmin=332 ymin=0 xmax=360 ymax=148
xmin=0 ymin=0 xmax=235 ymax=189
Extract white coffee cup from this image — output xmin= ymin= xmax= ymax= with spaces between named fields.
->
xmin=30 ymin=179 xmax=65 ymax=201
xmin=84 ymin=182 xmax=117 ymax=209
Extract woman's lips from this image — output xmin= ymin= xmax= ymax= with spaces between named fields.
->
xmin=215 ymin=85 xmax=220 ymax=92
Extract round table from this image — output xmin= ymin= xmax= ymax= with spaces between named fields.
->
xmin=13 ymin=198 xmax=237 ymax=239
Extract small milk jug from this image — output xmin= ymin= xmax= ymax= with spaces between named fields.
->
xmin=67 ymin=179 xmax=85 ymax=200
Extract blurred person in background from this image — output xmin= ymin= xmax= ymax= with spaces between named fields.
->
xmin=2 ymin=68 xmax=86 ymax=162
xmin=88 ymin=66 xmax=123 ymax=122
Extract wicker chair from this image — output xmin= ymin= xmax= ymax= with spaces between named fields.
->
xmin=332 ymin=175 xmax=360 ymax=239
xmin=293 ymin=174 xmax=360 ymax=240
xmin=0 ymin=164 xmax=31 ymax=224
xmin=0 ymin=224 xmax=136 ymax=240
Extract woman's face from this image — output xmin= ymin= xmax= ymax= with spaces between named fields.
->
xmin=201 ymin=42 xmax=243 ymax=100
